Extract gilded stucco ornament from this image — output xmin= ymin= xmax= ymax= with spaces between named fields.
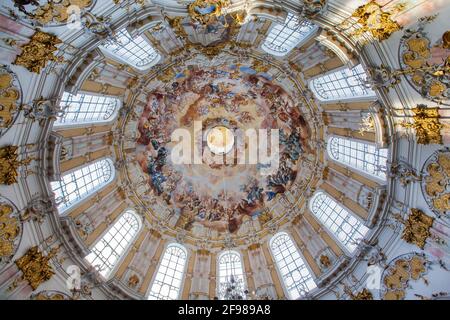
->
xmin=398 ymin=209 xmax=434 ymax=249
xmin=400 ymin=105 xmax=443 ymax=145
xmin=381 ymin=253 xmax=429 ymax=300
xmin=12 ymin=0 xmax=94 ymax=26
xmin=341 ymin=1 xmax=403 ymax=42
xmin=302 ymin=0 xmax=328 ymax=18
xmin=12 ymin=245 xmax=59 ymax=291
xmin=0 ymin=65 xmax=22 ymax=137
xmin=421 ymin=149 xmax=450 ymax=217
xmin=13 ymin=30 xmax=63 ymax=74
xmin=344 ymin=287 xmax=373 ymax=300
xmin=399 ymin=16 xmax=450 ymax=105
xmin=31 ymin=290 xmax=72 ymax=300
xmin=0 ymin=199 xmax=22 ymax=268
xmin=0 ymin=145 xmax=33 ymax=185
xmin=188 ymin=0 xmax=231 ymax=26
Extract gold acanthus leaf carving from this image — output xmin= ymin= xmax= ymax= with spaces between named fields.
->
xmin=14 ymin=246 xmax=58 ymax=290
xmin=400 ymin=105 xmax=443 ymax=145
xmin=0 ymin=68 xmax=20 ymax=131
xmin=13 ymin=31 xmax=63 ymax=74
xmin=401 ymin=208 xmax=434 ymax=249
xmin=383 ymin=255 xmax=427 ymax=300
xmin=0 ymin=203 xmax=20 ymax=258
xmin=0 ymin=146 xmax=32 ymax=185
xmin=349 ymin=0 xmax=404 ymax=41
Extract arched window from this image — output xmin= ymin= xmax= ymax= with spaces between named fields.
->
xmin=101 ymin=28 xmax=160 ymax=70
xmin=148 ymin=244 xmax=187 ymax=300
xmin=270 ymin=232 xmax=317 ymax=299
xmin=310 ymin=64 xmax=376 ymax=102
xmin=217 ymin=251 xmax=247 ymax=300
xmin=51 ymin=158 xmax=115 ymax=213
xmin=262 ymin=13 xmax=317 ymax=56
xmin=54 ymin=92 xmax=120 ymax=126
xmin=310 ymin=192 xmax=369 ymax=253
xmin=85 ymin=210 xmax=141 ymax=278
xmin=328 ymin=136 xmax=388 ymax=180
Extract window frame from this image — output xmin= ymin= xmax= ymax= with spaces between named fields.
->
xmin=147 ymin=242 xmax=188 ymax=300
xmin=269 ymin=232 xmax=317 ymax=299
xmin=85 ymin=209 xmax=142 ymax=279
xmin=309 ymin=191 xmax=369 ymax=254
xmin=216 ymin=250 xmax=247 ymax=300
xmin=327 ymin=135 xmax=388 ymax=182
xmin=262 ymin=13 xmax=318 ymax=57
xmin=100 ymin=28 xmax=161 ymax=71
xmin=54 ymin=91 xmax=121 ymax=128
xmin=309 ymin=65 xmax=377 ymax=103
xmin=50 ymin=158 xmax=115 ymax=214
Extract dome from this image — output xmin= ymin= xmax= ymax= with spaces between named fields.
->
xmin=0 ymin=0 xmax=449 ymax=302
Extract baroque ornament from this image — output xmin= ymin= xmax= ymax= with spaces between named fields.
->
xmin=0 ymin=200 xmax=21 ymax=267
xmin=0 ymin=145 xmax=32 ymax=185
xmin=0 ymin=65 xmax=22 ymax=137
xmin=400 ymin=104 xmax=443 ymax=145
xmin=421 ymin=149 xmax=450 ymax=217
xmin=188 ymin=0 xmax=231 ymax=26
xmin=31 ymin=290 xmax=72 ymax=300
xmin=13 ymin=245 xmax=59 ymax=290
xmin=12 ymin=0 xmax=93 ymax=26
xmin=400 ymin=209 xmax=434 ymax=249
xmin=399 ymin=17 xmax=450 ymax=104
xmin=13 ymin=30 xmax=63 ymax=74
xmin=343 ymin=1 xmax=403 ymax=42
xmin=381 ymin=253 xmax=428 ymax=300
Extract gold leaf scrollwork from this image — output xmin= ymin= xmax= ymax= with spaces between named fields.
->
xmin=0 ymin=66 xmax=21 ymax=135
xmin=400 ymin=208 xmax=434 ymax=249
xmin=382 ymin=254 xmax=427 ymax=300
xmin=421 ymin=150 xmax=450 ymax=215
xmin=0 ymin=146 xmax=32 ymax=185
xmin=400 ymin=104 xmax=443 ymax=145
xmin=348 ymin=0 xmax=404 ymax=41
xmin=0 ymin=203 xmax=20 ymax=260
xmin=13 ymin=246 xmax=58 ymax=290
xmin=13 ymin=31 xmax=63 ymax=74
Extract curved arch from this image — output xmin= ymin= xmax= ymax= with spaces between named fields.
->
xmin=50 ymin=158 xmax=115 ymax=214
xmin=54 ymin=91 xmax=120 ymax=127
xmin=262 ymin=13 xmax=318 ymax=57
xmin=309 ymin=64 xmax=376 ymax=102
xmin=148 ymin=243 xmax=188 ymax=300
xmin=309 ymin=191 xmax=369 ymax=253
xmin=327 ymin=135 xmax=388 ymax=180
xmin=217 ymin=250 xmax=247 ymax=299
xmin=85 ymin=209 xmax=141 ymax=278
xmin=100 ymin=28 xmax=161 ymax=71
xmin=270 ymin=232 xmax=317 ymax=299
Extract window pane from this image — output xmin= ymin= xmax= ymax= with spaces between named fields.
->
xmin=328 ymin=136 xmax=387 ymax=179
xmin=270 ymin=232 xmax=317 ymax=299
xmin=262 ymin=13 xmax=317 ymax=56
xmin=311 ymin=64 xmax=376 ymax=101
xmin=310 ymin=192 xmax=369 ymax=253
xmin=148 ymin=244 xmax=187 ymax=300
xmin=85 ymin=210 xmax=140 ymax=278
xmin=101 ymin=29 xmax=160 ymax=70
xmin=217 ymin=251 xmax=247 ymax=300
xmin=51 ymin=159 xmax=114 ymax=213
xmin=55 ymin=92 xmax=119 ymax=126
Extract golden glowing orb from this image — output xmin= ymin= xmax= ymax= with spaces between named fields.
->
xmin=206 ymin=126 xmax=234 ymax=155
